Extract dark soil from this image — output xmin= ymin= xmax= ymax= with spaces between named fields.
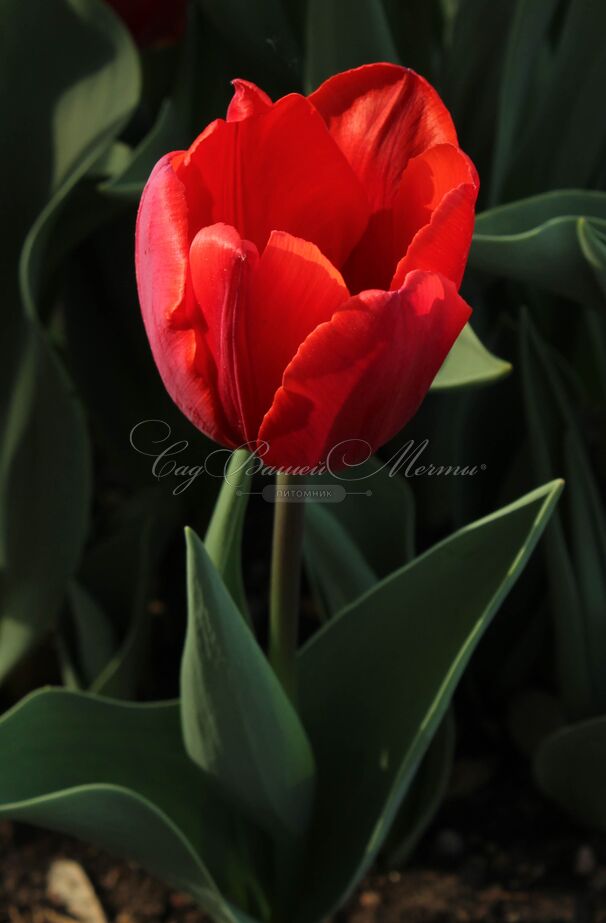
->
xmin=1 ymin=761 xmax=605 ymax=923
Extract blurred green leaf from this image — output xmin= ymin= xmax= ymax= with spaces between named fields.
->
xmin=81 ymin=489 xmax=181 ymax=699
xmin=432 ymin=323 xmax=512 ymax=390
xmin=535 ymin=716 xmax=606 ymax=833
xmin=520 ymin=311 xmax=605 ymax=717
xmin=471 ymin=191 xmax=606 ymax=305
xmin=0 ymin=328 xmax=91 ymax=682
xmin=305 ymin=457 xmax=415 ymax=618
xmin=305 ymin=503 xmax=376 ymax=619
xmin=0 ymin=0 xmax=142 ymax=681
xmin=12 ymin=0 xmax=140 ymax=317
xmin=513 ymin=0 xmax=606 ymax=192
xmin=102 ymin=5 xmax=203 ymax=201
xmin=62 ymin=582 xmax=116 ymax=690
xmin=382 ymin=0 xmax=443 ymax=81
xmin=578 ymin=217 xmax=606 ymax=299
xmin=489 ymin=0 xmax=559 ymax=203
xmin=305 ymin=0 xmax=399 ymax=91
xmin=564 ymin=429 xmax=606 ymax=708
xmin=0 ymin=688 xmax=254 ymax=922
xmin=297 ymin=479 xmax=562 ymax=921
xmin=182 ymin=529 xmax=315 ymax=840
xmin=440 ymin=0 xmax=513 ymax=181
xmin=326 ymin=457 xmax=415 ymax=577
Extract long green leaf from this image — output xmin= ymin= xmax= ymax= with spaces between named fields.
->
xmin=0 ymin=328 xmax=91 ymax=682
xmin=182 ymin=529 xmax=315 ymax=840
xmin=295 ymin=480 xmax=562 ymax=921
xmin=519 ymin=312 xmax=590 ymax=716
xmin=471 ymin=192 xmax=606 ymax=306
xmin=489 ymin=0 xmax=559 ymax=203
xmin=0 ymin=689 xmax=253 ymax=922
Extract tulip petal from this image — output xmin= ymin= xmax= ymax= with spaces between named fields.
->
xmin=189 ymin=222 xmax=259 ymax=442
xmin=226 ymin=78 xmax=272 ymax=122
xmin=391 ymin=147 xmax=478 ymax=290
xmin=238 ymin=231 xmax=350 ymax=437
xmin=136 ymin=157 xmax=237 ymax=445
xmin=310 ymin=63 xmax=457 ymax=212
xmin=258 ymin=272 xmax=471 ymax=469
xmin=173 ymin=94 xmax=369 ymax=269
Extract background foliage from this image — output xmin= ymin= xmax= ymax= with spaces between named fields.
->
xmin=1 ymin=0 xmax=606 ymax=914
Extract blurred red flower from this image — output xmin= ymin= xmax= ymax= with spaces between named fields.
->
xmin=136 ymin=64 xmax=479 ymax=468
xmin=105 ymin=0 xmax=186 ymax=47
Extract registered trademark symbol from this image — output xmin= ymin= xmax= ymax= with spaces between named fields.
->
xmin=480 ymin=464 xmax=487 ymax=470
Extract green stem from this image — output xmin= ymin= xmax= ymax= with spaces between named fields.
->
xmin=269 ymin=473 xmax=305 ymax=700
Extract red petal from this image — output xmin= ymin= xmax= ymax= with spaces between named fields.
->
xmin=173 ymin=93 xmax=369 ymax=269
xmin=391 ymin=146 xmax=478 ymax=289
xmin=135 ymin=158 xmax=238 ymax=445
xmin=258 ymin=272 xmax=471 ymax=469
xmin=310 ymin=63 xmax=457 ymax=212
xmin=226 ymin=79 xmax=272 ymax=122
xmin=188 ymin=222 xmax=259 ymax=443
xmin=237 ymin=231 xmax=350 ymax=438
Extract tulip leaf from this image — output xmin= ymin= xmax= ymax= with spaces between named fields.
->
xmin=296 ymin=479 xmax=562 ymax=921
xmin=563 ymin=429 xmax=606 ymax=709
xmin=441 ymin=0 xmax=512 ymax=171
xmin=470 ymin=191 xmax=606 ymax=306
xmin=520 ymin=311 xmax=606 ymax=716
xmin=513 ymin=0 xmax=606 ymax=192
xmin=204 ymin=450 xmax=254 ymax=621
xmin=304 ymin=503 xmax=376 ymax=619
xmin=13 ymin=0 xmax=140 ymax=318
xmin=489 ymin=0 xmax=559 ymax=204
xmin=62 ymin=582 xmax=116 ymax=690
xmin=384 ymin=709 xmax=455 ymax=867
xmin=0 ymin=328 xmax=91 ymax=683
xmin=578 ymin=217 xmax=606 ymax=299
xmin=535 ymin=716 xmax=606 ymax=832
xmin=0 ymin=0 xmax=140 ymax=681
xmin=181 ymin=528 xmax=315 ymax=840
xmin=103 ymin=5 xmax=203 ymax=201
xmin=0 ymin=0 xmax=138 ymax=297
xmin=327 ymin=456 xmax=416 ymax=577
xmin=304 ymin=458 xmax=415 ymax=618
xmin=64 ymin=489 xmax=181 ymax=699
xmin=305 ymin=0 xmax=399 ymax=91
xmin=0 ymin=688 xmax=255 ymax=922
xmin=432 ymin=323 xmax=512 ymax=390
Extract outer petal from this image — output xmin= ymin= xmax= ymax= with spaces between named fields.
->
xmin=189 ymin=223 xmax=259 ymax=443
xmin=136 ymin=156 xmax=236 ymax=444
xmin=310 ymin=63 xmax=457 ymax=211
xmin=236 ymin=231 xmax=350 ymax=437
xmin=226 ymin=79 xmax=272 ymax=121
xmin=173 ymin=93 xmax=369 ymax=269
xmin=391 ymin=145 xmax=479 ymax=289
xmin=258 ymin=272 xmax=471 ymax=469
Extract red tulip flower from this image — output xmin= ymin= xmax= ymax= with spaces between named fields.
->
xmin=136 ymin=64 xmax=478 ymax=469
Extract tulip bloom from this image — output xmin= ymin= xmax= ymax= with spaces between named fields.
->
xmin=136 ymin=64 xmax=478 ymax=468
